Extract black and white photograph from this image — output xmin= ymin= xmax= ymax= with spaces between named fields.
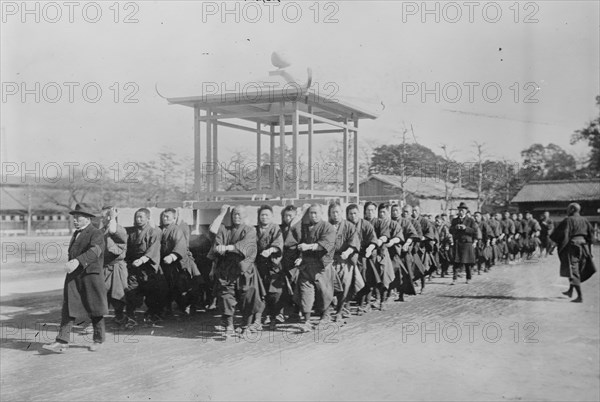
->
xmin=1 ymin=0 xmax=599 ymax=400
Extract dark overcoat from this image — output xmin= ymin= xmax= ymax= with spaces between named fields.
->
xmin=64 ymin=224 xmax=109 ymax=318
xmin=450 ymin=216 xmax=478 ymax=264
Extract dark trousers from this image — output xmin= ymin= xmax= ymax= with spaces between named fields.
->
xmin=453 ymin=264 xmax=472 ymax=281
xmin=56 ymin=308 xmax=105 ymax=344
xmin=125 ymin=267 xmax=169 ymax=316
xmin=109 ymin=297 xmax=125 ymax=318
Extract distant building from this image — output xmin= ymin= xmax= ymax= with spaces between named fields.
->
xmin=358 ymin=174 xmax=479 ymax=214
xmin=511 ymin=179 xmax=600 ymax=224
xmin=0 ymin=178 xmax=71 ymax=236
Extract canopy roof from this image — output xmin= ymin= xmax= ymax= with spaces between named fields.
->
xmin=166 ymin=86 xmax=379 ymax=125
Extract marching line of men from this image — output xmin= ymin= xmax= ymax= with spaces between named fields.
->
xmin=42 ymin=201 xmax=595 ymax=352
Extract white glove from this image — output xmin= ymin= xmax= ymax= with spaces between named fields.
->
xmin=65 ymin=259 xmax=79 ymax=273
xmin=163 ymin=254 xmax=176 ymax=264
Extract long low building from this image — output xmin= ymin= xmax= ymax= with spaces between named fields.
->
xmin=511 ymin=179 xmax=600 ymax=224
xmin=358 ymin=174 xmax=479 ymax=214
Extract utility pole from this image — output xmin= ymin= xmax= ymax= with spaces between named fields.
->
xmin=26 ymin=184 xmax=32 ymax=236
xmin=400 ymin=126 xmax=407 ymax=206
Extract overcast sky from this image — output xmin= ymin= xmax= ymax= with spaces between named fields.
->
xmin=1 ymin=0 xmax=599 ymax=173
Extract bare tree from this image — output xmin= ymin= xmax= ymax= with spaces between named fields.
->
xmin=440 ymin=144 xmax=457 ymax=212
xmin=473 ymin=141 xmax=486 ymax=211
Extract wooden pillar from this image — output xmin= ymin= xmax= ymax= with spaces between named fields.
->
xmin=343 ymin=117 xmax=349 ymax=202
xmin=270 ymin=124 xmax=275 ymax=190
xmin=206 ymin=109 xmax=212 ymax=198
xmin=279 ymin=102 xmax=285 ymax=195
xmin=256 ymin=122 xmax=262 ymax=191
xmin=353 ymin=117 xmax=359 ymax=202
xmin=307 ymin=106 xmax=314 ymax=199
xmin=212 ymin=112 xmax=218 ymax=195
xmin=292 ymin=103 xmax=299 ymax=198
xmin=194 ymin=107 xmax=201 ymax=200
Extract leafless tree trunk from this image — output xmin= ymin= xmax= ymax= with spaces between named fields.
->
xmin=473 ymin=142 xmax=485 ymax=211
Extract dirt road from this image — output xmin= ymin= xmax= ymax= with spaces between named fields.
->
xmin=1 ymin=248 xmax=598 ymax=401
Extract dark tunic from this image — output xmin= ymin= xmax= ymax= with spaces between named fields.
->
xmin=126 ymin=224 xmax=161 ymax=273
xmin=103 ymin=224 xmax=128 ymax=301
xmin=539 ymin=217 xmax=555 ymax=249
xmin=476 ymin=220 xmax=494 ymax=262
xmin=280 ymin=221 xmax=302 ymax=295
xmin=160 ymin=223 xmax=200 ymax=277
xmin=160 ymin=222 xmax=201 ymax=309
xmin=256 ymin=223 xmax=285 ymax=294
xmin=297 ymin=220 xmax=336 ymax=313
xmin=550 ymin=214 xmax=596 ymax=285
xmin=515 ymin=219 xmax=527 ymax=251
xmin=416 ymin=216 xmax=439 ymax=272
xmin=450 ymin=216 xmax=478 ymax=264
xmin=353 ymin=218 xmax=377 ymax=280
xmin=437 ymin=222 xmax=454 ymax=266
xmin=125 ymin=223 xmax=166 ymax=313
xmin=331 ymin=220 xmax=361 ymax=299
xmin=365 ymin=217 xmax=396 ymax=289
xmin=64 ymin=224 xmax=109 ymax=319
xmin=280 ymin=222 xmax=302 ymax=271
xmin=210 ymin=223 xmax=265 ymax=317
xmin=523 ymin=218 xmax=542 ymax=252
xmin=502 ymin=218 xmax=518 ymax=254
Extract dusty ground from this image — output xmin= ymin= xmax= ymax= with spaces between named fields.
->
xmin=1 ymin=238 xmax=598 ymax=401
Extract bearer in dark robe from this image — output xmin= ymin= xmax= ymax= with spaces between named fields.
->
xmin=255 ymin=205 xmax=285 ymax=330
xmin=401 ymin=205 xmax=427 ymax=290
xmin=435 ymin=214 xmax=453 ymax=278
xmin=209 ymin=205 xmax=265 ymax=336
xmin=522 ymin=211 xmax=541 ymax=259
xmin=514 ymin=212 xmax=526 ymax=262
xmin=328 ymin=202 xmax=361 ymax=322
xmin=488 ymin=213 xmax=503 ymax=267
xmin=382 ymin=203 xmax=417 ymax=302
xmin=279 ymin=204 xmax=307 ymax=320
xmin=100 ymin=206 xmax=128 ymax=326
xmin=160 ymin=208 xmax=201 ymax=316
xmin=474 ymin=212 xmax=493 ymax=274
xmin=411 ymin=206 xmax=438 ymax=292
xmin=550 ymin=203 xmax=596 ymax=303
xmin=346 ymin=203 xmax=377 ymax=316
xmin=296 ymin=204 xmax=336 ymax=332
xmin=539 ymin=211 xmax=556 ymax=258
xmin=503 ymin=212 xmax=517 ymax=263
xmin=361 ymin=202 xmax=396 ymax=309
xmin=450 ymin=203 xmax=478 ymax=285
xmin=125 ymin=208 xmax=166 ymax=326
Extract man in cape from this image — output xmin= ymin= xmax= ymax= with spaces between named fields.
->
xmin=550 ymin=203 xmax=596 ymax=303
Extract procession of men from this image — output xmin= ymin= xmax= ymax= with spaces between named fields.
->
xmin=42 ymin=200 xmax=596 ymax=353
